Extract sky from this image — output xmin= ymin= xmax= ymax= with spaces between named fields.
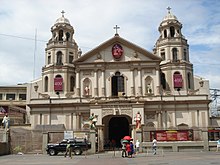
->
xmin=0 ymin=0 xmax=220 ymax=90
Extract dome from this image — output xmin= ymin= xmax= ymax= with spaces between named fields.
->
xmin=163 ymin=11 xmax=178 ymax=21
xmin=55 ymin=11 xmax=70 ymax=24
xmin=162 ymin=7 xmax=178 ymax=21
xmin=55 ymin=16 xmax=70 ymax=24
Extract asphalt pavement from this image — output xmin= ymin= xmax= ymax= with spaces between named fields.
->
xmin=1 ymin=151 xmax=220 ymax=165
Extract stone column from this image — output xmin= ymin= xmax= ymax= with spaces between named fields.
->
xmin=97 ymin=125 xmax=104 ymax=152
xmin=136 ymin=129 xmax=143 ymax=152
xmin=64 ymin=72 xmax=68 ymax=91
xmin=202 ymin=129 xmax=209 ymax=151
xmin=76 ymin=113 xmax=81 ymax=130
xmin=101 ymin=70 xmax=105 ymax=97
xmin=72 ymin=113 xmax=77 ymax=130
xmin=76 ymin=70 xmax=80 ymax=96
xmin=156 ymin=70 xmax=161 ymax=95
xmin=42 ymin=133 xmax=48 ymax=154
xmin=131 ymin=124 xmax=136 ymax=142
xmin=88 ymin=130 xmax=96 ymax=154
xmin=157 ymin=111 xmax=162 ymax=129
xmin=138 ymin=69 xmax=142 ymax=95
xmin=130 ymin=69 xmax=134 ymax=96
xmin=94 ymin=70 xmax=98 ymax=97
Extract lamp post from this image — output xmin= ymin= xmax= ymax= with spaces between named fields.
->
xmin=9 ymin=98 xmax=12 ymax=116
xmin=34 ymin=83 xmax=39 ymax=98
xmin=199 ymin=78 xmax=204 ymax=88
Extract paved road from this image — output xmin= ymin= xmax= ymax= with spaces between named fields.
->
xmin=1 ymin=151 xmax=220 ymax=165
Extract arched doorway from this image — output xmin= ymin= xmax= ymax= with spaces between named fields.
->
xmin=108 ymin=116 xmax=130 ymax=148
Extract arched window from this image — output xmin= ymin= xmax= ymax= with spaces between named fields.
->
xmin=187 ymin=72 xmax=191 ymax=89
xmin=183 ymin=49 xmax=187 ymax=61
xmin=44 ymin=76 xmax=48 ymax=92
xmin=145 ymin=76 xmax=153 ymax=94
xmin=56 ymin=51 xmax=63 ymax=65
xmin=58 ymin=30 xmax=63 ymax=41
xmin=70 ymin=76 xmax=75 ymax=92
xmin=111 ymin=71 xmax=125 ymax=96
xmin=83 ymin=78 xmax=91 ymax=96
xmin=66 ymin=32 xmax=70 ymax=41
xmin=172 ymin=48 xmax=178 ymax=62
xmin=164 ymin=29 xmax=167 ymax=38
xmin=170 ymin=26 xmax=175 ymax=37
xmin=160 ymin=72 xmax=166 ymax=90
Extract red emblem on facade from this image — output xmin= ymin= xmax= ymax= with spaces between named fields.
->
xmin=112 ymin=44 xmax=123 ymax=60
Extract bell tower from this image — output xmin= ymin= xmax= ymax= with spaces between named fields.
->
xmin=42 ymin=11 xmax=80 ymax=96
xmin=154 ymin=7 xmax=194 ymax=95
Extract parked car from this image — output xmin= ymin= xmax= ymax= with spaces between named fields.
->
xmin=46 ymin=138 xmax=91 ymax=156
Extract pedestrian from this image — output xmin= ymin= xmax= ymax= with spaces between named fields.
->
xmin=64 ymin=141 xmax=72 ymax=158
xmin=216 ymin=139 xmax=220 ymax=152
xmin=152 ymin=138 xmax=157 ymax=155
xmin=2 ymin=113 xmax=10 ymax=131
xmin=121 ymin=141 xmax=127 ymax=157
xmin=126 ymin=142 xmax=131 ymax=158
xmin=135 ymin=139 xmax=140 ymax=154
xmin=130 ymin=141 xmax=134 ymax=158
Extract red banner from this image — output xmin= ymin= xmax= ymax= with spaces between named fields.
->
xmin=173 ymin=74 xmax=183 ymax=88
xmin=54 ymin=77 xmax=63 ymax=91
xmin=155 ymin=130 xmax=189 ymax=141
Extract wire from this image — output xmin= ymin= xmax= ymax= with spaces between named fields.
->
xmin=0 ymin=33 xmax=47 ymax=42
xmin=1 ymin=32 xmax=220 ymax=66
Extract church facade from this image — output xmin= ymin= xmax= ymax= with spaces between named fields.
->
xmin=27 ymin=9 xmax=211 ymax=149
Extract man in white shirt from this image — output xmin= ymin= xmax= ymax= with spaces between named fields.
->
xmin=135 ymin=140 xmax=140 ymax=154
xmin=2 ymin=113 xmax=10 ymax=131
xmin=216 ymin=139 xmax=220 ymax=152
xmin=152 ymin=138 xmax=157 ymax=155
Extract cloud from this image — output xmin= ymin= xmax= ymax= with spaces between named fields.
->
xmin=0 ymin=0 xmax=220 ymax=91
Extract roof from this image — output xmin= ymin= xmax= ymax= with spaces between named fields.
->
xmin=74 ymin=34 xmax=161 ymax=63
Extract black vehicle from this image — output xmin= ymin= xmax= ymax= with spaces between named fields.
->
xmin=46 ymin=138 xmax=91 ymax=156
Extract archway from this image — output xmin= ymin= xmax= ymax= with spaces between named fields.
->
xmin=108 ymin=117 xmax=129 ymax=148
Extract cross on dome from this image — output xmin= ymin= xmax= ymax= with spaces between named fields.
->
xmin=167 ymin=6 xmax=171 ymax=13
xmin=61 ymin=10 xmax=65 ymax=17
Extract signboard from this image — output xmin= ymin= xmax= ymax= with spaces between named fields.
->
xmin=154 ymin=130 xmax=190 ymax=141
xmin=54 ymin=77 xmax=63 ymax=91
xmin=64 ymin=131 xmax=73 ymax=139
xmin=173 ymin=74 xmax=183 ymax=88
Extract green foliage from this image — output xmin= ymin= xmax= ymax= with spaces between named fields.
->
xmin=13 ymin=145 xmax=22 ymax=153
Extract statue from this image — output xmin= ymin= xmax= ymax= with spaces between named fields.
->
xmin=147 ymin=84 xmax=152 ymax=94
xmin=134 ymin=112 xmax=142 ymax=130
xmin=89 ymin=113 xmax=98 ymax=130
xmin=85 ymin=86 xmax=89 ymax=95
xmin=2 ymin=113 xmax=10 ymax=131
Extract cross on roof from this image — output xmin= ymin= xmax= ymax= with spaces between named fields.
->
xmin=61 ymin=10 xmax=65 ymax=17
xmin=113 ymin=25 xmax=120 ymax=35
xmin=167 ymin=6 xmax=171 ymax=13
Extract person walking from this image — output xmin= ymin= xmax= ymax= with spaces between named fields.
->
xmin=135 ymin=139 xmax=140 ymax=154
xmin=2 ymin=113 xmax=10 ymax=131
xmin=121 ymin=142 xmax=127 ymax=158
xmin=152 ymin=138 xmax=157 ymax=155
xmin=130 ymin=141 xmax=134 ymax=158
xmin=126 ymin=142 xmax=131 ymax=158
xmin=64 ymin=141 xmax=72 ymax=158
xmin=216 ymin=139 xmax=220 ymax=152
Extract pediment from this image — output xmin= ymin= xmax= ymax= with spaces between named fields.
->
xmin=74 ymin=35 xmax=161 ymax=64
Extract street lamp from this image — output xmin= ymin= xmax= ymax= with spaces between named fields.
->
xmin=34 ymin=83 xmax=39 ymax=92
xmin=199 ymin=78 xmax=204 ymax=88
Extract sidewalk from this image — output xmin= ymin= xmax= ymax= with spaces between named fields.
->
xmin=1 ymin=151 xmax=220 ymax=165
